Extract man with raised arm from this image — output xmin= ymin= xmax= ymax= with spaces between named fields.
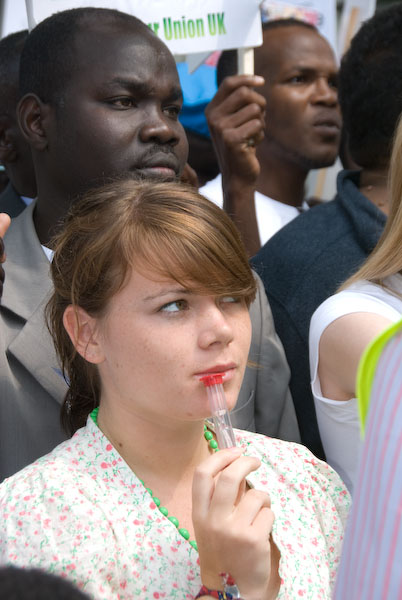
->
xmin=204 ymin=19 xmax=341 ymax=256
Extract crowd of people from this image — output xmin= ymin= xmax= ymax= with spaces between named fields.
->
xmin=0 ymin=3 xmax=401 ymax=600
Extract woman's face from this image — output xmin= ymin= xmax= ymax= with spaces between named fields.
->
xmin=92 ymin=265 xmax=252 ymax=425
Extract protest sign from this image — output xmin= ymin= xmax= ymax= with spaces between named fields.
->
xmin=337 ymin=0 xmax=376 ymax=57
xmin=24 ymin=0 xmax=262 ymax=55
xmin=260 ymin=0 xmax=337 ymax=52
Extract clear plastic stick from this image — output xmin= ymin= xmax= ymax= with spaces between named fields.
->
xmin=200 ymin=374 xmax=236 ymax=449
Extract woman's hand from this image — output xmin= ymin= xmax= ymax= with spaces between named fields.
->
xmin=192 ymin=448 xmax=278 ymax=600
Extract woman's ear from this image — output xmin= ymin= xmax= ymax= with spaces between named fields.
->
xmin=63 ymin=305 xmax=105 ymax=365
xmin=17 ymin=93 xmax=51 ymax=151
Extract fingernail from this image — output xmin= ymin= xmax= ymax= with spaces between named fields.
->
xmin=254 ymin=76 xmax=264 ymax=83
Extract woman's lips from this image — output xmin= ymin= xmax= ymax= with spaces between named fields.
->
xmin=195 ymin=365 xmax=236 ymax=382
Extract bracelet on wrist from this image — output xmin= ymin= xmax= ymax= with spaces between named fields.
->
xmin=195 ymin=573 xmax=243 ymax=600
xmin=194 ymin=585 xmax=235 ymax=599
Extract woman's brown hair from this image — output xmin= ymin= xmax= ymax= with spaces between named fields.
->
xmin=46 ymin=179 xmax=256 ymax=436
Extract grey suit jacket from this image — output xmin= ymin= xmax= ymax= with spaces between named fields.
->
xmin=231 ymin=272 xmax=300 ymax=442
xmin=0 ymin=183 xmax=27 ymax=218
xmin=0 ymin=203 xmax=299 ymax=482
xmin=0 ymin=203 xmax=67 ymax=481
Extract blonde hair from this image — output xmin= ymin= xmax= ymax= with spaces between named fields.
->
xmin=46 ymin=179 xmax=256 ymax=435
xmin=341 ymin=113 xmax=402 ymax=291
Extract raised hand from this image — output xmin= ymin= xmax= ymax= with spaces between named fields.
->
xmin=0 ymin=213 xmax=11 ymax=300
xmin=180 ymin=162 xmax=199 ymax=188
xmin=206 ymin=74 xmax=265 ymax=186
xmin=192 ymin=447 xmax=279 ymax=600
xmin=205 ymin=75 xmax=266 ymax=256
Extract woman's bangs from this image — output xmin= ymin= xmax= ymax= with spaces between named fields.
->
xmin=131 ymin=229 xmax=255 ymax=302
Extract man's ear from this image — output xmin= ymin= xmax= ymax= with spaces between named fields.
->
xmin=17 ymin=93 xmax=51 ymax=152
xmin=0 ymin=116 xmax=17 ymax=163
xmin=63 ymin=305 xmax=105 ymax=365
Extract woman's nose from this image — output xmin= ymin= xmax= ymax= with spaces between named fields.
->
xmin=197 ymin=303 xmax=234 ymax=349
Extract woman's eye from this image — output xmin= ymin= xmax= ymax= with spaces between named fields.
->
xmin=220 ymin=296 xmax=240 ymax=304
xmin=160 ymin=299 xmax=188 ymax=313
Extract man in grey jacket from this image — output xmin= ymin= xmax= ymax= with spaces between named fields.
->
xmin=0 ymin=7 xmax=298 ymax=481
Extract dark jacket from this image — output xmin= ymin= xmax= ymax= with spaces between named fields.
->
xmin=251 ymin=170 xmax=387 ymax=458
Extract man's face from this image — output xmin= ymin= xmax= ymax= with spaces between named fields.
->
xmin=255 ymin=26 xmax=341 ymax=170
xmin=46 ymin=25 xmax=188 ymax=197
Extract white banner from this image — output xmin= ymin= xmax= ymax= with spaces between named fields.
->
xmin=337 ymin=0 xmax=376 ymax=57
xmin=260 ymin=0 xmax=337 ymax=53
xmin=24 ymin=0 xmax=262 ymax=55
xmin=1 ymin=0 xmax=29 ymax=37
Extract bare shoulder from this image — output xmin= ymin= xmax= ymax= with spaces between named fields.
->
xmin=318 ymin=312 xmax=393 ymax=400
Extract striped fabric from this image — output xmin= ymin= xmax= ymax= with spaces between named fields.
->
xmin=334 ymin=321 xmax=402 ymax=599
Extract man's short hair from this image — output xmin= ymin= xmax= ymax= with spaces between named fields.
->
xmin=339 ymin=3 xmax=402 ymax=168
xmin=261 ymin=17 xmax=316 ymax=34
xmin=19 ymin=7 xmax=151 ymax=105
xmin=217 ymin=18 xmax=317 ymax=87
xmin=0 ymin=29 xmax=28 ymax=114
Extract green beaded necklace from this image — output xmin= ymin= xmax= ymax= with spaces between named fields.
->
xmin=89 ymin=407 xmax=219 ymax=552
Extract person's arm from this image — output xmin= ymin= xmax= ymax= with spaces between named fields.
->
xmin=205 ymin=75 xmax=266 ymax=257
xmin=318 ymin=312 xmax=394 ymax=401
xmin=0 ymin=213 xmax=11 ymax=300
xmin=180 ymin=162 xmax=199 ymax=188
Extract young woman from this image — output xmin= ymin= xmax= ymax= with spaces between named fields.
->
xmin=0 ymin=181 xmax=349 ymax=599
xmin=310 ymin=114 xmax=402 ymax=494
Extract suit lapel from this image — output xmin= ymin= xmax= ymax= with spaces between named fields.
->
xmin=7 ymin=297 xmax=68 ymax=402
xmin=2 ymin=202 xmax=67 ymax=404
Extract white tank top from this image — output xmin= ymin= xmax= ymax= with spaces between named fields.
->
xmin=309 ymin=274 xmax=402 ymax=493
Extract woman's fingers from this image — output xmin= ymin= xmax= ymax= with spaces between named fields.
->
xmin=208 ymin=456 xmax=262 ymax=518
xmin=232 ymin=488 xmax=271 ymax=527
xmin=192 ymin=447 xmax=243 ymax=518
xmin=251 ymin=505 xmax=275 ymax=538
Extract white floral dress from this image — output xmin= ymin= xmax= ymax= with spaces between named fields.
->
xmin=0 ymin=418 xmax=350 ymax=599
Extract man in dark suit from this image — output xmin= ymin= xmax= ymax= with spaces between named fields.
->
xmin=0 ymin=30 xmax=36 ymax=218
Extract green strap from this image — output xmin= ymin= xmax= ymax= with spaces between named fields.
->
xmin=357 ymin=318 xmax=402 ymax=435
